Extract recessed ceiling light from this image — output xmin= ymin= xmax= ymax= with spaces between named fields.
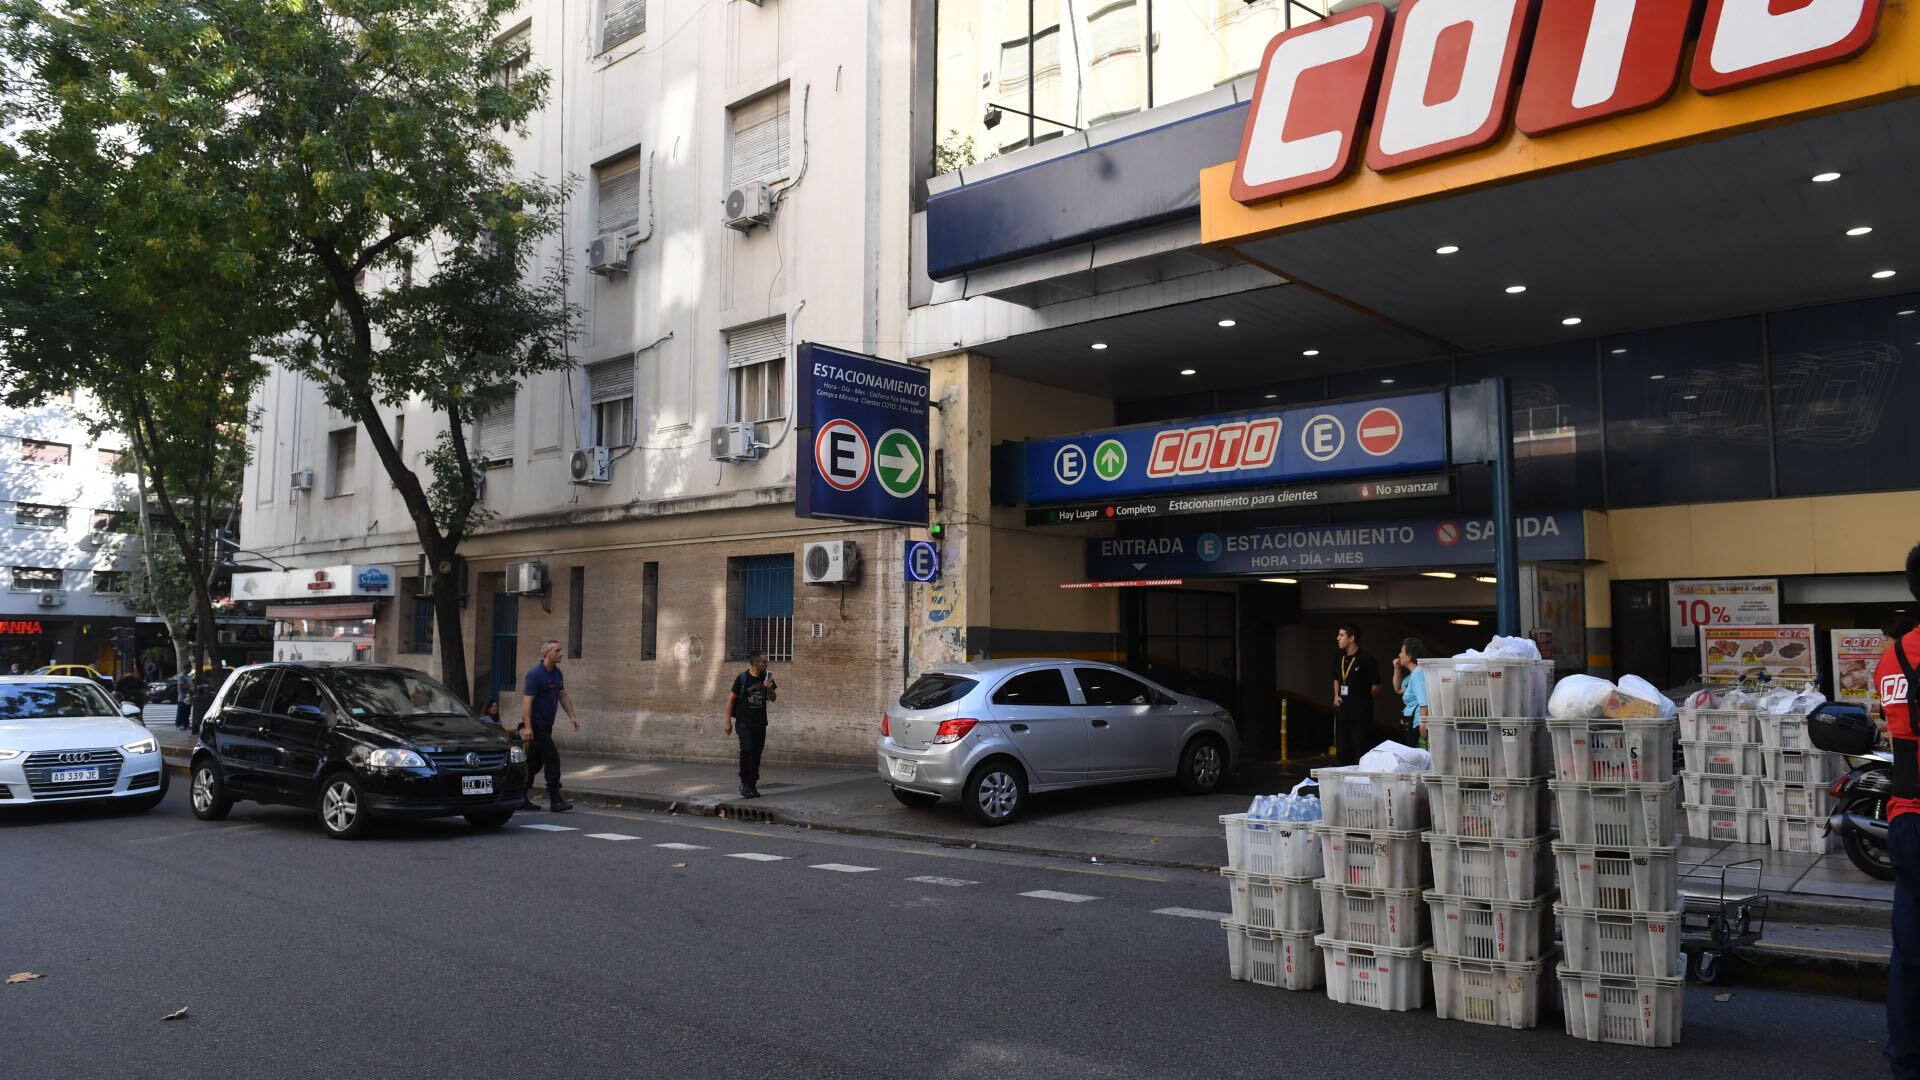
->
xmin=1609 ymin=347 xmax=1628 ymax=355
xmin=1179 ymin=368 xmax=1197 ymax=376
xmin=1329 ymin=582 xmax=1370 ymax=591
xmin=1874 ymin=269 xmax=1898 ymax=280
xmin=1475 ymin=576 xmax=1497 ymax=584
xmin=1812 ymin=171 xmax=1842 ymax=182
xmin=1435 ymin=244 xmax=1460 ymax=255
xmin=1899 ymin=309 xmax=1916 ymax=316
xmin=1563 ymin=316 xmax=1583 ymax=326
xmin=1505 ymin=285 xmax=1527 ymax=294
xmin=1264 ymin=393 xmax=1278 ymax=400
xmin=1683 ymin=394 xmax=1699 ymax=401
xmin=1302 ymin=349 xmax=1320 ymax=357
xmin=1261 ymin=577 xmax=1298 ymax=585
xmin=1450 ymin=618 xmax=1482 ymax=627
xmin=1380 ymin=378 xmax=1396 ymax=385
xmin=1649 ymin=374 xmax=1666 ymax=381
xmin=1847 ymin=226 xmax=1874 ymax=237
xmin=1090 ymin=342 xmax=1108 ymax=350
xmin=1217 ymin=319 xmax=1237 ymax=328
xmin=1421 ymin=571 xmax=1457 ymax=580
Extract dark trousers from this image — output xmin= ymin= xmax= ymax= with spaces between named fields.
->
xmin=175 ymin=699 xmax=189 ymax=730
xmin=736 ymin=723 xmax=767 ymax=788
xmin=524 ymin=726 xmax=562 ymax=796
xmin=1891 ymin=814 xmax=1920 ymax=1079
xmin=1336 ymin=709 xmax=1372 ymax=766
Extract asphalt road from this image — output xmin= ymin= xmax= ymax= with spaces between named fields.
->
xmin=0 ymin=786 xmax=1891 ymax=1079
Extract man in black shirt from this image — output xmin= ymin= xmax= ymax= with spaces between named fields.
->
xmin=1331 ymin=624 xmax=1382 ymax=766
xmin=724 ymin=654 xmax=777 ymax=799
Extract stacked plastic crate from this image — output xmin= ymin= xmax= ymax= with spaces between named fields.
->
xmin=1307 ymin=763 xmax=1430 ymax=1012
xmin=1419 ymin=657 xmax=1560 ymax=1030
xmin=1219 ymin=811 xmax=1327 ymax=990
xmin=1550 ymin=706 xmax=1685 ymax=1048
xmin=1755 ymin=705 xmax=1849 ymax=856
xmin=1679 ymin=698 xmax=1769 ymax=847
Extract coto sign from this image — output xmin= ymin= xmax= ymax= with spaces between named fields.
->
xmin=1231 ymin=0 xmax=1885 ymax=203
xmin=1146 ymin=418 xmax=1282 ymax=478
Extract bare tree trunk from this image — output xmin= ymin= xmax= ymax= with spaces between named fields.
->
xmin=430 ymin=544 xmax=471 ymax=705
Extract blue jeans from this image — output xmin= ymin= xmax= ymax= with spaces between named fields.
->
xmin=1892 ymin=813 xmax=1920 ymax=1079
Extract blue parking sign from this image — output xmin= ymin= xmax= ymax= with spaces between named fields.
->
xmin=905 ymin=540 xmax=941 ymax=582
xmin=796 ymin=344 xmax=931 ymax=525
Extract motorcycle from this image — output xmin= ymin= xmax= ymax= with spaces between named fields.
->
xmin=1808 ymin=702 xmax=1894 ymax=881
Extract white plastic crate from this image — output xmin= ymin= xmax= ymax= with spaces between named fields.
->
xmin=1427 ymin=950 xmax=1559 ymax=1030
xmin=1680 ymin=740 xmax=1766 ymax=777
xmin=1310 ymin=767 xmax=1429 ymax=831
xmin=1424 ymin=775 xmax=1551 ymax=840
xmin=1679 ymin=773 xmax=1765 ymax=811
xmin=1761 ymin=747 xmax=1849 ymax=786
xmin=1221 ymin=869 xmax=1321 ymax=933
xmin=1225 ymin=921 xmax=1325 ymax=990
xmin=1762 ymin=781 xmax=1826 ymax=818
xmin=1425 ymin=834 xmax=1555 ymax=901
xmin=1220 ymin=815 xmax=1324 ymax=878
xmin=1682 ymin=803 xmax=1769 ymax=844
xmin=1557 ymin=966 xmax=1685 ymax=1048
xmin=1678 ymin=707 xmax=1757 ymax=744
xmin=1767 ymin=812 xmax=1842 ymax=855
xmin=1756 ymin=711 xmax=1815 ymax=751
xmin=1424 ymin=891 xmax=1555 ymax=962
xmin=1552 ymin=842 xmax=1682 ymax=912
xmin=1549 ymin=779 xmax=1679 ymax=847
xmin=1550 ymin=718 xmax=1676 ymax=784
xmin=1425 ymin=716 xmax=1551 ymax=779
xmin=1425 ymin=658 xmax=1555 ymax=720
xmin=1313 ymin=880 xmax=1425 ymax=948
xmin=1313 ymin=825 xmax=1432 ymax=889
xmin=1316 ymin=936 xmax=1428 ymax=1011
xmin=1556 ymin=905 xmax=1684 ymax=978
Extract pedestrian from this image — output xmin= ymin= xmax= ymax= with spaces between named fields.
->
xmin=1392 ymin=637 xmax=1429 ymax=747
xmin=1878 ymin=543 xmax=1920 ymax=1080
xmin=723 ymin=653 xmax=777 ymax=799
xmin=115 ymin=670 xmax=146 ymax=708
xmin=479 ymin=698 xmax=503 ymax=727
xmin=8 ymin=661 xmax=22 ymax=675
xmin=1331 ymin=624 xmax=1382 ymax=766
xmin=174 ymin=669 xmax=191 ymax=730
xmin=516 ymin=640 xmax=578 ymax=812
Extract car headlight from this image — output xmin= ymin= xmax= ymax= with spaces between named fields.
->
xmin=0 ymin=748 xmax=20 ymax=761
xmin=367 ymin=747 xmax=427 ymax=769
xmin=121 ymin=738 xmax=158 ymax=755
xmin=509 ymin=744 xmax=526 ymax=763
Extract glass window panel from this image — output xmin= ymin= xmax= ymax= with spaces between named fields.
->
xmin=1456 ymin=340 xmax=1605 ymax=513
xmin=993 ymin=668 xmax=1072 ymax=705
xmin=1769 ymin=294 xmax=1920 ymax=498
xmin=1326 ymin=358 xmax=1452 ymax=399
xmin=1602 ymin=317 xmax=1770 ymax=507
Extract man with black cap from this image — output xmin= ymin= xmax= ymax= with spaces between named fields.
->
xmin=1878 ymin=543 xmax=1920 ymax=1080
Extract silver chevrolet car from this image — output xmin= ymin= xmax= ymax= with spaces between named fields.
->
xmin=875 ymin=659 xmax=1239 ymax=826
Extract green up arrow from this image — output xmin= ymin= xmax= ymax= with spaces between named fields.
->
xmin=1094 ymin=439 xmax=1127 ymax=481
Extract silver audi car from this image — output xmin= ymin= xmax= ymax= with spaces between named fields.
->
xmin=875 ymin=658 xmax=1239 ymax=826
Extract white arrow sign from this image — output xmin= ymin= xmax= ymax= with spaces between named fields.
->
xmin=877 ymin=449 xmax=920 ymax=487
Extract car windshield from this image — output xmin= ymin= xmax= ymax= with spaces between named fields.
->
xmin=0 ymin=681 xmax=118 ymax=719
xmin=323 ymin=669 xmax=472 ymax=719
xmin=899 ymin=673 xmax=978 ymax=710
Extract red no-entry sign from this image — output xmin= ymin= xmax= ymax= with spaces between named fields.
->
xmin=1356 ymin=407 xmax=1404 ymax=457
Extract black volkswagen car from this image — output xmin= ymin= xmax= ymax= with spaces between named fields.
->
xmin=189 ymin=663 xmax=527 ymax=839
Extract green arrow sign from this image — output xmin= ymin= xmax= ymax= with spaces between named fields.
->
xmin=874 ymin=429 xmax=924 ymax=498
xmin=1094 ymin=439 xmax=1127 ymax=482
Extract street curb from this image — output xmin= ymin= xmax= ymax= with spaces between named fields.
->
xmin=1721 ymin=942 xmax=1889 ymax=1001
xmin=1767 ymin=892 xmax=1891 ymax=929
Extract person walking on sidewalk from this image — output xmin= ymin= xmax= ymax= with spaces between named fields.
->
xmin=723 ymin=654 xmax=777 ymax=799
xmin=517 ymin=640 xmax=579 ymax=813
xmin=1331 ymin=625 xmax=1381 ymax=766
xmin=1877 ymin=542 xmax=1920 ymax=1080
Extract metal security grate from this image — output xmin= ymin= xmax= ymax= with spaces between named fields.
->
xmin=729 ymin=555 xmax=793 ymax=662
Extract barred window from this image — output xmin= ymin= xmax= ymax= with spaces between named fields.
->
xmin=726 ymin=555 xmax=793 ymax=663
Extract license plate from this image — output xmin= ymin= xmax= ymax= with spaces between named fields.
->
xmin=51 ymin=767 xmax=100 ymax=784
xmin=462 ymin=776 xmax=494 ymax=796
xmin=889 ymin=758 xmax=916 ymax=782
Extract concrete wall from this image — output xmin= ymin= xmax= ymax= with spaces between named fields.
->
xmin=0 ymin=395 xmax=139 ymax=621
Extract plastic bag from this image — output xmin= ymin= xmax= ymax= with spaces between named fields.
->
xmin=1549 ymin=673 xmax=1616 ymax=719
xmin=1684 ymin=688 xmax=1716 ymax=711
xmin=1759 ymin=688 xmax=1800 ymax=714
xmin=1790 ymin=687 xmax=1828 ymax=715
xmin=1356 ymin=741 xmax=1431 ymax=774
xmin=1616 ymin=674 xmax=1677 ymax=718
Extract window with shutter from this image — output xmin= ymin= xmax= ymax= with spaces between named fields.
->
xmin=725 ymin=319 xmax=788 ymax=428
xmin=497 ymin=22 xmax=532 ymax=87
xmin=728 ymin=89 xmax=791 ymax=189
xmin=477 ymin=402 xmax=514 ymax=463
xmin=602 ymin=0 xmax=645 ymax=51
xmin=595 ymin=154 xmax=642 ymax=236
xmin=588 ymin=358 xmax=635 ymax=448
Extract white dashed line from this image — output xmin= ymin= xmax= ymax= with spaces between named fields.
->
xmin=655 ymin=842 xmax=709 ymax=851
xmin=586 ymin=833 xmax=642 ymax=841
xmin=726 ymin=852 xmax=790 ymax=862
xmin=1020 ymin=890 xmax=1099 ymax=903
xmin=1154 ymin=907 xmax=1232 ymax=921
xmin=907 ymin=875 xmax=980 ymax=887
xmin=519 ymin=823 xmax=579 ymax=832
xmin=810 ymin=863 xmax=879 ymax=873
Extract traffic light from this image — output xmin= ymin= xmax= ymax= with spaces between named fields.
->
xmin=928 ymin=522 xmax=944 ymax=539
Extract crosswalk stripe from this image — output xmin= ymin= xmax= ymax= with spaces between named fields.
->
xmin=586 ymin=833 xmax=642 ymax=841
xmin=519 ymin=824 xmax=579 ymax=832
xmin=1020 ymin=889 xmax=1099 ymax=903
xmin=907 ymin=875 xmax=979 ymax=887
xmin=1153 ymin=907 xmax=1232 ymax=921
xmin=809 ymin=863 xmax=878 ymax=873
xmin=654 ymin=842 xmax=708 ymax=851
xmin=725 ymin=852 xmax=789 ymax=862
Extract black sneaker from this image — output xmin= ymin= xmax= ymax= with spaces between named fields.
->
xmin=520 ymin=796 xmax=540 ymax=811
xmin=549 ymin=796 xmax=574 ymax=813
xmin=744 ymin=787 xmax=762 ymax=799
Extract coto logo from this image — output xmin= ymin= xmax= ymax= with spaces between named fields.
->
xmin=1232 ymin=0 xmax=1885 ymax=203
xmin=1882 ymin=672 xmax=1909 ymax=707
xmin=1145 ymin=418 xmax=1282 ymax=478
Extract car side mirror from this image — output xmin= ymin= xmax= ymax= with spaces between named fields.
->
xmin=287 ymin=704 xmax=328 ymax=724
xmin=120 ymin=702 xmax=142 ymax=718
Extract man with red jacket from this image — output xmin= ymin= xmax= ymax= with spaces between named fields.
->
xmin=1877 ymin=543 xmax=1920 ymax=1080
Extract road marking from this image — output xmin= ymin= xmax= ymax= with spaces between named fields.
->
xmin=520 ymin=824 xmax=579 ymax=832
xmin=810 ymin=863 xmax=879 ymax=873
xmin=1020 ymin=889 xmax=1100 ymax=903
xmin=699 ymin=824 xmax=770 ymax=837
xmin=726 ymin=852 xmax=790 ymax=862
xmin=907 ymin=875 xmax=979 ymax=887
xmin=1154 ymin=907 xmax=1233 ymax=921
xmin=655 ymin=842 xmax=708 ymax=850
xmin=1049 ymin=864 xmax=1165 ymax=883
xmin=586 ymin=832 xmax=642 ymax=841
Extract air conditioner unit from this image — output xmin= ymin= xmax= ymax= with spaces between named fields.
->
xmin=290 ymin=468 xmax=315 ymax=492
xmin=722 ymin=181 xmax=773 ymax=231
xmin=82 ymin=532 xmax=105 ymax=549
xmin=37 ymin=591 xmax=66 ymax=608
xmin=505 ymin=560 xmax=545 ymax=595
xmin=709 ymin=422 xmax=760 ymax=462
xmin=217 ymin=630 xmax=239 ymax=645
xmin=586 ymin=233 xmax=629 ymax=276
xmin=802 ymin=540 xmax=859 ymax=585
xmin=568 ymin=446 xmax=611 ymax=484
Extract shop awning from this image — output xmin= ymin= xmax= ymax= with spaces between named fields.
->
xmin=265 ymin=602 xmax=377 ymax=621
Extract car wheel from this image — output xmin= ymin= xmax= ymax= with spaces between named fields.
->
xmin=1178 ymin=734 xmax=1228 ymax=795
xmin=465 ymin=810 xmax=514 ymax=830
xmin=189 ymin=760 xmax=232 ymax=821
xmin=891 ymin=786 xmax=940 ymax=809
xmin=317 ymin=772 xmax=374 ymax=840
xmin=963 ymin=759 xmax=1026 ymax=827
